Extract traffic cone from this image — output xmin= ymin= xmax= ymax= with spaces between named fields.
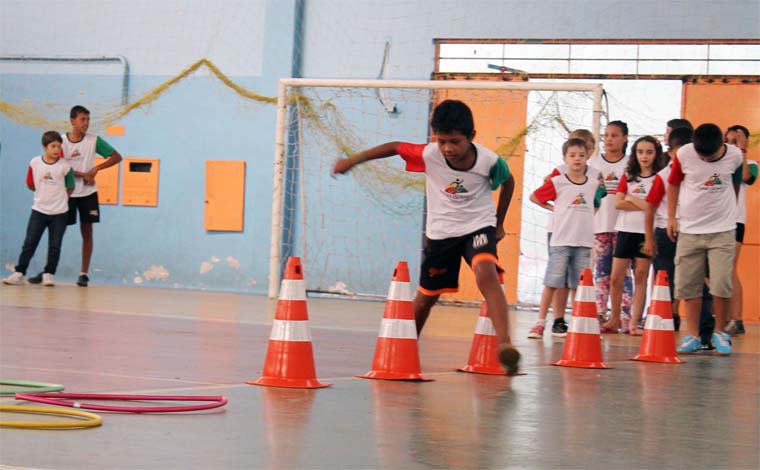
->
xmin=358 ymin=261 xmax=433 ymax=381
xmin=554 ymin=268 xmax=613 ymax=369
xmin=248 ymin=257 xmax=331 ymax=389
xmin=457 ymin=302 xmax=505 ymax=375
xmin=632 ymin=270 xmax=684 ymax=364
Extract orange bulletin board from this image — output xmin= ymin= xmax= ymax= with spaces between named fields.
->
xmin=205 ymin=160 xmax=246 ymax=231
xmin=682 ymin=80 xmax=760 ymax=323
xmin=122 ymin=158 xmax=160 ymax=206
xmin=93 ymin=157 xmax=119 ymax=205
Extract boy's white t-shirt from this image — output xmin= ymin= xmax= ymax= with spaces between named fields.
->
xmin=668 ymin=143 xmax=743 ymax=235
xmin=61 ymin=133 xmax=99 ymax=198
xmin=545 ymin=163 xmax=599 ymax=233
xmin=397 ymin=142 xmax=512 ymax=240
xmin=533 ymin=170 xmax=603 ymax=248
xmin=614 ymin=173 xmax=660 ymax=234
xmin=588 ymin=154 xmax=629 ymax=234
xmin=27 ymin=156 xmax=74 ymax=215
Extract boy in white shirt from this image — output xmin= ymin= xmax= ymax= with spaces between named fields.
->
xmin=3 ymin=131 xmax=75 ymax=286
xmin=666 ymin=124 xmax=744 ymax=355
xmin=529 ymin=138 xmax=606 ymax=337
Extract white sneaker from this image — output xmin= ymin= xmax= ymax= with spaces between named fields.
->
xmin=42 ymin=273 xmax=55 ymax=286
xmin=3 ymin=272 xmax=26 ymax=285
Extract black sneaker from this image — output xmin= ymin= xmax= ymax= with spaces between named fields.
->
xmin=673 ymin=313 xmax=681 ymax=332
xmin=737 ymin=320 xmax=745 ymax=335
xmin=701 ymin=341 xmax=715 ymax=351
xmin=551 ymin=318 xmax=568 ymax=337
xmin=77 ymin=274 xmax=89 ymax=287
xmin=27 ymin=272 xmax=44 ymax=284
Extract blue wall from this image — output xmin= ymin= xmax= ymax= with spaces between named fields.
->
xmin=2 ymin=0 xmax=758 ymax=295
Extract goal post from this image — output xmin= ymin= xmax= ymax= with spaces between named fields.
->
xmin=268 ymin=78 xmax=603 ymax=300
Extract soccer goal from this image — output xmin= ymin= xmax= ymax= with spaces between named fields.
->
xmin=269 ymin=78 xmax=603 ymax=304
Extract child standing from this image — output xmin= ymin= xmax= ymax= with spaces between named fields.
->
xmin=589 ymin=121 xmax=634 ymax=332
xmin=332 ymin=100 xmax=520 ymax=375
xmin=3 ymin=131 xmax=74 ymax=286
xmin=605 ymin=136 xmax=663 ymax=335
xmin=529 ymin=138 xmax=606 ymax=338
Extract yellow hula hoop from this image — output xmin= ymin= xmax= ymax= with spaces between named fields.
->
xmin=0 ymin=405 xmax=102 ymax=429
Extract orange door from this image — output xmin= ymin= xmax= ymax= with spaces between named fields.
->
xmin=682 ymin=80 xmax=760 ymax=323
xmin=205 ymin=160 xmax=246 ymax=231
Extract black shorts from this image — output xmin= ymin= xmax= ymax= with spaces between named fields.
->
xmin=736 ymin=223 xmax=745 ymax=243
xmin=613 ymin=231 xmax=649 ymax=259
xmin=418 ymin=226 xmax=504 ymax=295
xmin=67 ymin=192 xmax=100 ymax=225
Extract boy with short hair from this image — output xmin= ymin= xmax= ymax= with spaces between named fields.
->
xmin=3 ymin=131 xmax=74 ymax=286
xmin=529 ymin=138 xmax=606 ymax=338
xmin=666 ymin=123 xmax=744 ymax=355
xmin=332 ymin=100 xmax=520 ymax=375
xmin=60 ymin=105 xmax=122 ymax=287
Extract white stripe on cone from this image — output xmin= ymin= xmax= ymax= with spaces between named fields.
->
xmin=378 ymin=318 xmax=417 ymax=339
xmin=568 ymin=316 xmax=601 ymax=334
xmin=270 ymin=319 xmax=312 ymax=341
xmin=644 ymin=315 xmax=674 ymax=331
xmin=651 ymin=285 xmax=671 ymax=302
xmin=475 ymin=316 xmax=496 ymax=336
xmin=575 ymin=285 xmax=596 ymax=303
xmin=279 ymin=279 xmax=307 ymax=300
xmin=387 ymin=281 xmax=412 ymax=301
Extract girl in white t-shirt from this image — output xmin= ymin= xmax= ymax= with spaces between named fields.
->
xmin=604 ymin=136 xmax=664 ymax=335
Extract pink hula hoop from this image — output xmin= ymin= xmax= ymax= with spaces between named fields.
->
xmin=14 ymin=393 xmax=228 ymax=413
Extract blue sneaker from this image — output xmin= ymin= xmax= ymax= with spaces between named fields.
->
xmin=711 ymin=332 xmax=732 ymax=355
xmin=676 ymin=335 xmax=702 ymax=354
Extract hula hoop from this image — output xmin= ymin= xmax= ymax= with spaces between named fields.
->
xmin=0 ymin=404 xmax=102 ymax=429
xmin=14 ymin=393 xmax=228 ymax=413
xmin=0 ymin=379 xmax=64 ymax=396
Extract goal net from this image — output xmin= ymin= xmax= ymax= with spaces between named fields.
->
xmin=269 ymin=79 xmax=602 ymax=305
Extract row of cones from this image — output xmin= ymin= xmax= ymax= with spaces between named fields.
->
xmin=248 ymin=258 xmax=682 ymax=389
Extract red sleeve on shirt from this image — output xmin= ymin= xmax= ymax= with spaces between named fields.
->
xmin=616 ymin=176 xmax=628 ymax=194
xmin=26 ymin=166 xmax=35 ymax=190
xmin=533 ymin=179 xmax=557 ymax=205
xmin=396 ymin=143 xmax=426 ymax=173
xmin=550 ymin=167 xmax=560 ymax=177
xmin=646 ymin=174 xmax=666 ymax=206
xmin=668 ymin=156 xmax=684 ymax=185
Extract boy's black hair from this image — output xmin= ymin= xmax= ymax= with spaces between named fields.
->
xmin=431 ymin=100 xmax=474 ymax=137
xmin=41 ymin=130 xmax=63 ymax=147
xmin=668 ymin=127 xmax=693 ymax=148
xmin=70 ymin=105 xmax=90 ymax=119
xmin=606 ymin=120 xmax=629 ymax=154
xmin=726 ymin=124 xmax=750 ymax=139
xmin=562 ymin=138 xmax=588 ymax=156
xmin=693 ymin=123 xmax=724 ymax=157
xmin=626 ymin=135 xmax=663 ymax=182
xmin=667 ymin=118 xmax=693 ymax=132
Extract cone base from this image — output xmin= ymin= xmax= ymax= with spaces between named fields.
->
xmin=631 ymin=355 xmax=684 ymax=364
xmin=357 ymin=371 xmax=434 ymax=382
xmin=456 ymin=365 xmax=506 ymax=376
xmin=553 ymin=360 xmax=614 ymax=369
xmin=247 ymin=377 xmax=331 ymax=389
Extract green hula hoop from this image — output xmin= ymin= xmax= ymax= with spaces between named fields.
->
xmin=0 ymin=379 xmax=65 ymax=396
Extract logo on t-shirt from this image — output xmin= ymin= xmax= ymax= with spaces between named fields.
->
xmin=70 ymin=149 xmax=81 ymax=158
xmin=444 ymin=178 xmax=468 ymax=195
xmin=571 ymin=193 xmax=587 ymax=205
xmin=703 ymin=173 xmax=722 ymax=187
xmin=632 ymin=183 xmax=647 ymax=194
xmin=43 ymin=171 xmax=54 ymax=181
xmin=604 ymin=172 xmax=619 ymax=193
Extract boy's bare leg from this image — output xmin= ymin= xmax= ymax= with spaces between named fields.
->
xmin=413 ymin=292 xmax=439 ymax=336
xmin=683 ymin=297 xmax=702 ymax=338
xmin=554 ymin=287 xmax=571 ymax=318
xmin=473 ymin=262 xmax=520 ymax=375
xmin=80 ymin=222 xmax=93 ymax=274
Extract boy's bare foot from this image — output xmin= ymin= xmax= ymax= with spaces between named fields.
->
xmin=600 ymin=321 xmax=620 ymax=334
xmin=497 ymin=343 xmax=521 ymax=376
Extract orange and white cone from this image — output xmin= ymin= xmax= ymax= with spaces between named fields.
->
xmin=554 ymin=268 xmax=613 ymax=369
xmin=359 ymin=261 xmax=432 ymax=381
xmin=457 ymin=302 xmax=505 ymax=375
xmin=632 ymin=270 xmax=684 ymax=364
xmin=248 ymin=257 xmax=331 ymax=389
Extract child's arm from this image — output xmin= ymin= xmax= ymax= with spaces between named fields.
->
xmin=84 ymin=149 xmax=122 ymax=185
xmin=666 ymin=183 xmax=680 ymax=242
xmin=642 ymin=202 xmax=657 ymax=257
xmin=495 ymin=175 xmax=514 ymax=241
xmin=26 ymin=166 xmax=35 ymax=191
xmin=333 ymin=142 xmax=403 ymax=174
xmin=65 ymin=168 xmax=75 ymax=196
xmin=624 ymin=194 xmax=649 ymax=210
xmin=530 ymin=179 xmax=556 ymax=212
xmin=529 ymin=192 xmax=553 ymax=211
xmin=614 ymin=191 xmax=641 ymax=211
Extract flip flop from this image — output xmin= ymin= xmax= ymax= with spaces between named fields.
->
xmin=599 ymin=326 xmax=619 ymax=334
xmin=629 ymin=328 xmax=644 ymax=337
